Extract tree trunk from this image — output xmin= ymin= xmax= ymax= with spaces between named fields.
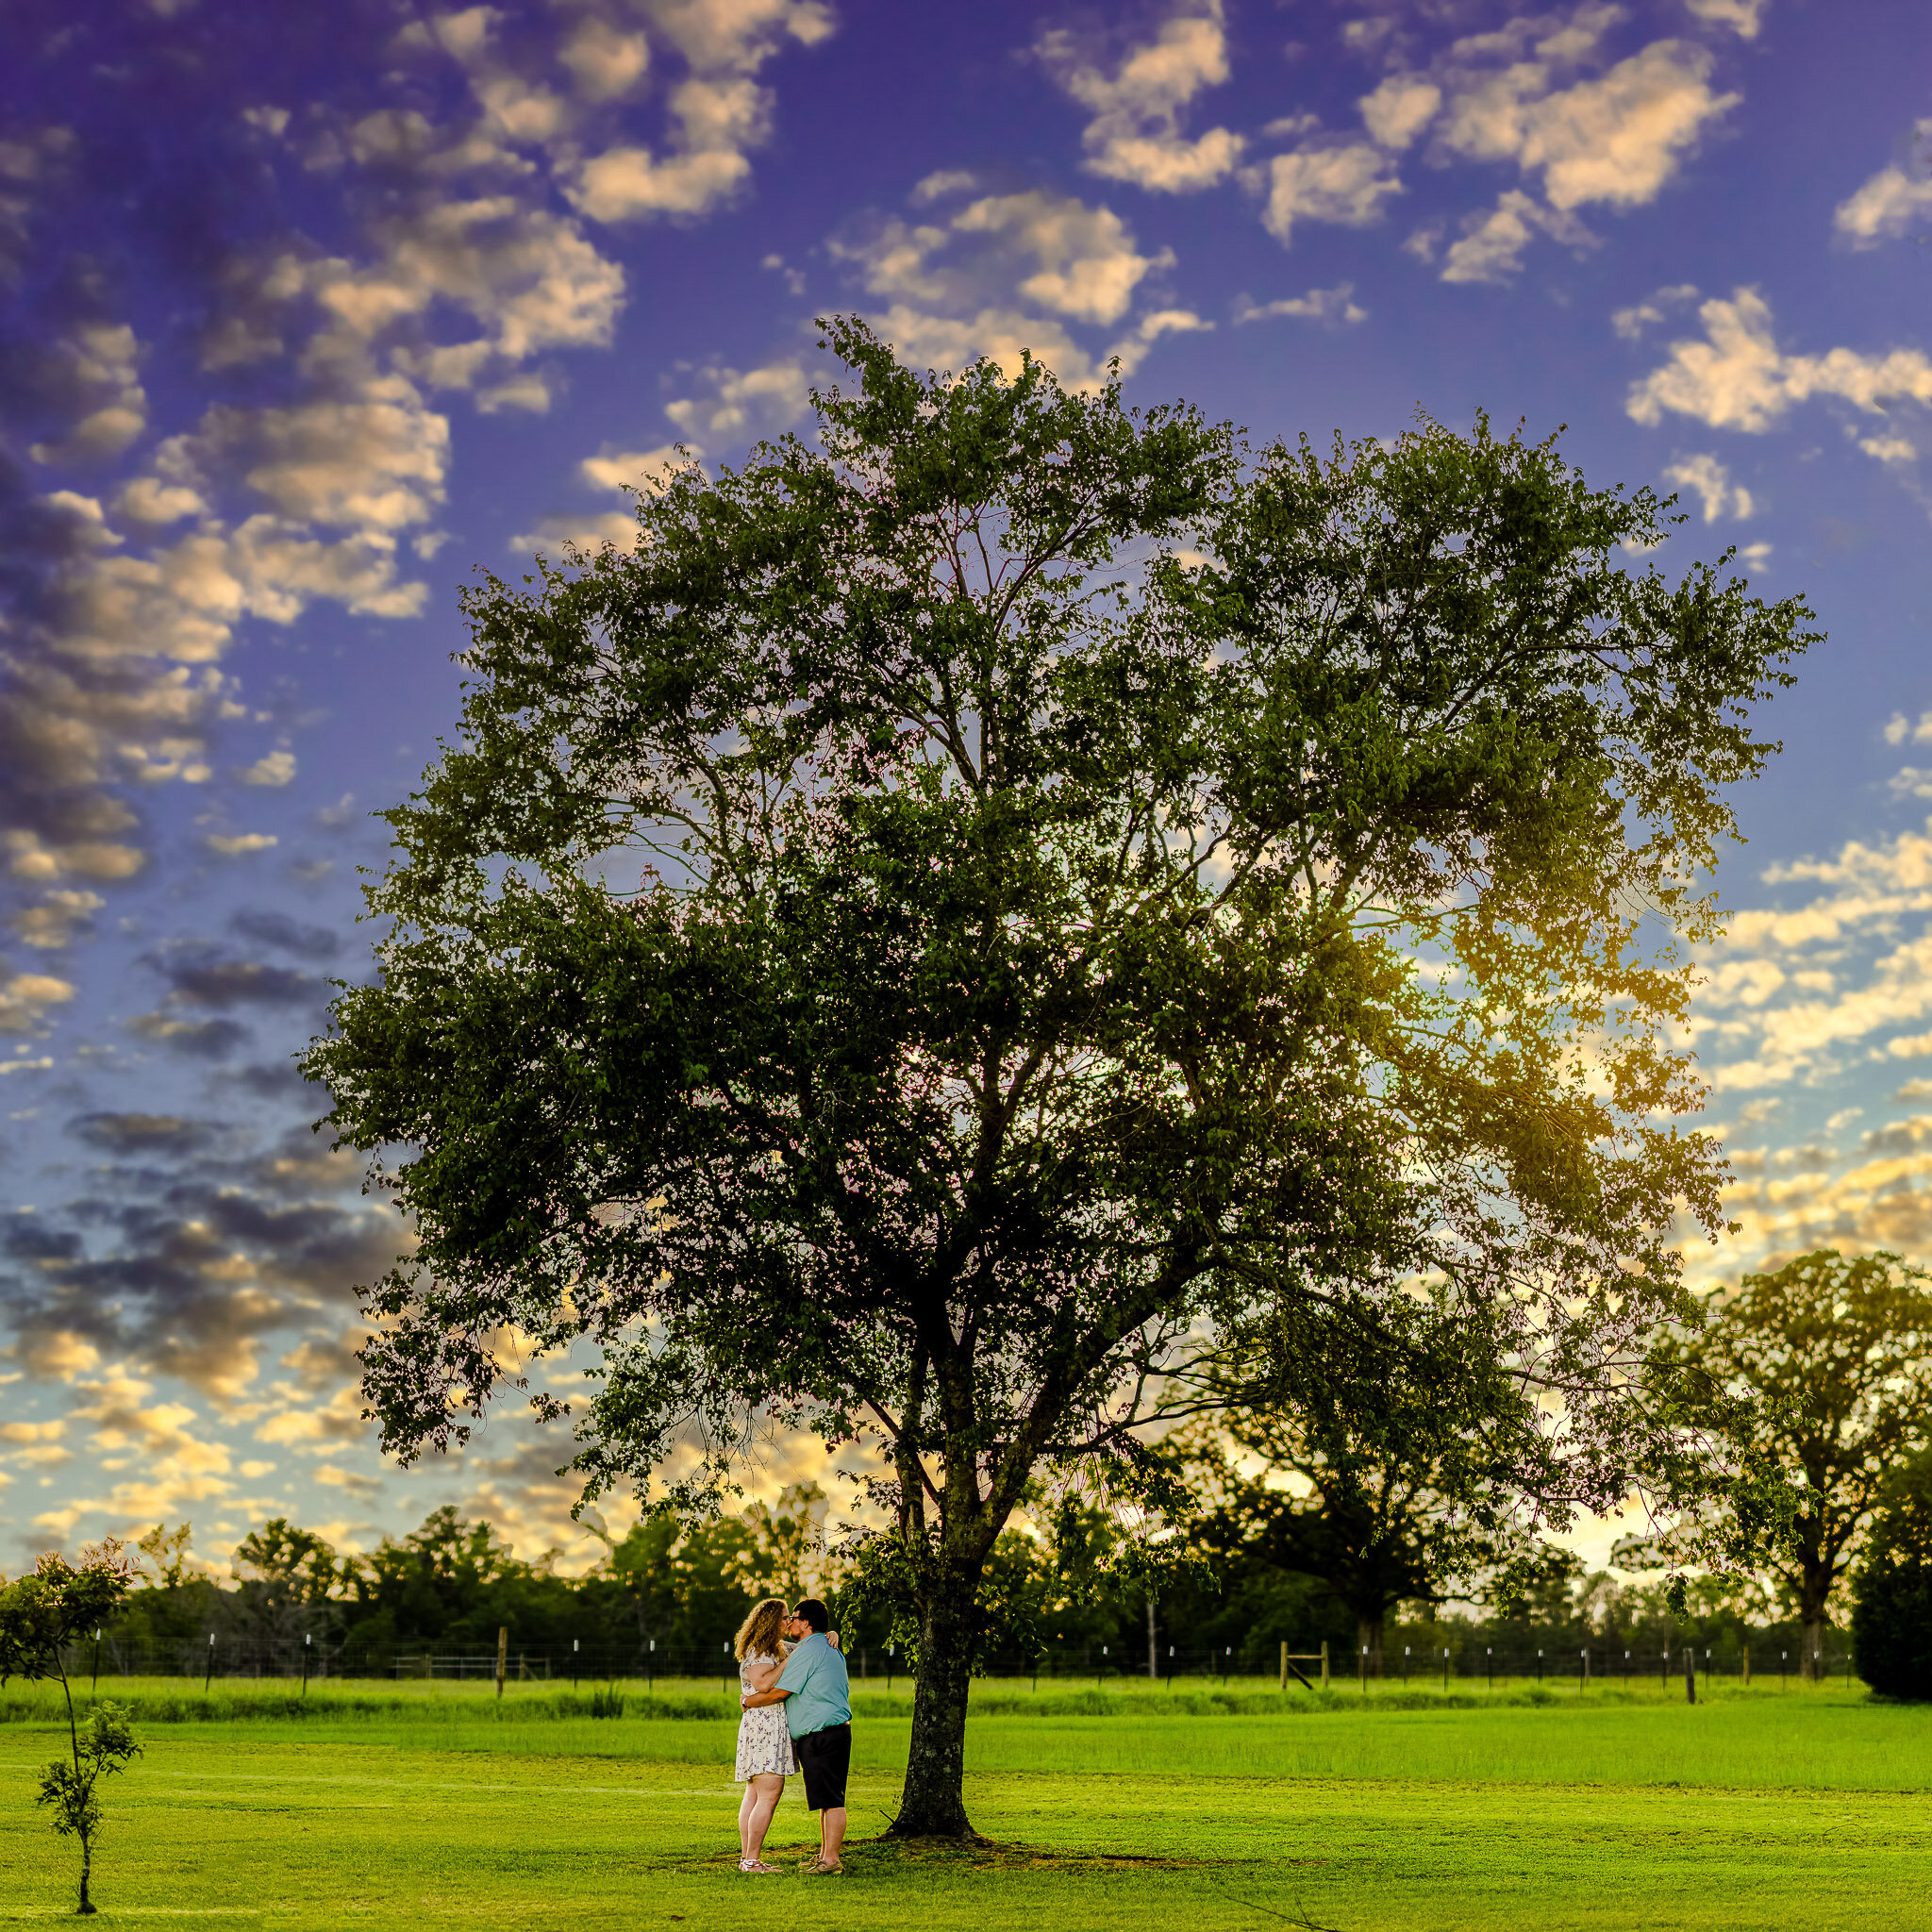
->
xmin=890 ymin=1566 xmax=983 ymax=1840
xmin=1798 ymin=1549 xmax=1830 ymax=1682
xmin=1801 ymin=1611 xmax=1827 ymax=1683
xmin=1357 ymin=1614 xmax=1385 ymax=1678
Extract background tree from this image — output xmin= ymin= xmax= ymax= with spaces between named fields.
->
xmin=1651 ymin=1249 xmax=1932 ymax=1677
xmin=310 ymin=321 xmax=1811 ymax=1837
xmin=1852 ymin=1450 xmax=1932 ymax=1699
xmin=230 ymin=1520 xmax=342 ymax=1670
xmin=1181 ymin=1311 xmax=1541 ymax=1674
xmin=0 ymin=1543 xmax=141 ymax=1916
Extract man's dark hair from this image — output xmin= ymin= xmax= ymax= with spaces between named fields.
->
xmin=792 ymin=1597 xmax=830 ymax=1634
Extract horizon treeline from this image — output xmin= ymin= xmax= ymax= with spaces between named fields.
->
xmin=51 ymin=1484 xmax=1840 ymax=1680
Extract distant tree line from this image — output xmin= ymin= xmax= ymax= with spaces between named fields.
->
xmin=51 ymin=1248 xmax=1932 ymax=1690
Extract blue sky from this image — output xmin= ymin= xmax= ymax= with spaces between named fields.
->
xmin=3 ymin=0 xmax=1930 ymax=1576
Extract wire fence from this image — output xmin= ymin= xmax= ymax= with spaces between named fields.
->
xmin=51 ymin=1632 xmax=1860 ymax=1691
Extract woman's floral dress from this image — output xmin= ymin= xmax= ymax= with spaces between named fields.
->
xmin=734 ymin=1653 xmax=798 ymax=1781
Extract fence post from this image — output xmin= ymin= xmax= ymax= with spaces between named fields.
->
xmin=1441 ymin=1647 xmax=1448 ymax=1692
xmin=302 ymin=1632 xmax=310 ymax=1698
xmin=573 ymin=1638 xmax=579 ymax=1690
xmin=1684 ymin=1642 xmax=1695 ymax=1705
xmin=205 ymin=1632 xmax=214 ymax=1694
xmin=1320 ymin=1640 xmax=1329 ymax=1690
xmin=1742 ymin=1644 xmax=1750 ymax=1689
xmin=496 ymin=1626 xmax=508 ymax=1701
xmin=1280 ymin=1641 xmax=1288 ymax=1691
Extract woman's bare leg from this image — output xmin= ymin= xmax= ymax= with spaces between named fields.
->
xmin=745 ymin=1774 xmax=784 ymax=1860
xmin=737 ymin=1780 xmax=756 ymax=1858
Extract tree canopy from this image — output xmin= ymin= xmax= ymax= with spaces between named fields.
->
xmin=308 ymin=319 xmax=1813 ymax=1833
xmin=1648 ymin=1248 xmax=1932 ymax=1676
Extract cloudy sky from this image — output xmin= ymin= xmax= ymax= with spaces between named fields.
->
xmin=2 ymin=0 xmax=1929 ymax=1577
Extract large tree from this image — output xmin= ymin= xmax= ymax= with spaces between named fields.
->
xmin=1651 ymin=1249 xmax=1932 ymax=1676
xmin=309 ymin=321 xmax=1811 ymax=1837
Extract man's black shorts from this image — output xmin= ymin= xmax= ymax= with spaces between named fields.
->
xmin=796 ymin=1722 xmax=850 ymax=1810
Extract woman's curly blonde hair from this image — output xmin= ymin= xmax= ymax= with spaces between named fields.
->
xmin=734 ymin=1595 xmax=788 ymax=1662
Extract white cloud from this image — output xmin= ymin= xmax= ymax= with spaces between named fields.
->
xmin=1233 ymin=283 xmax=1367 ymax=326
xmin=27 ymin=325 xmax=149 ymax=467
xmin=951 ymin=192 xmax=1165 ymax=325
xmin=0 ymin=971 xmax=75 ymax=1034
xmin=205 ymin=833 xmax=277 ymax=856
xmin=235 ymin=749 xmax=296 ymax=787
xmin=116 ymin=476 xmax=207 ymax=525
xmin=558 ymin=16 xmax=651 ymax=101
xmin=1835 ymin=138 xmax=1932 ymax=248
xmin=911 ymin=170 xmax=977 ymax=205
xmin=1611 ymin=281 xmax=1700 ymax=341
xmin=1684 ymin=0 xmax=1766 ymax=38
xmin=579 ymin=444 xmax=687 ymax=491
xmin=1884 ymin=712 xmax=1932 ymax=748
xmin=1039 ymin=3 xmax=1244 ymax=192
xmin=1440 ymin=190 xmax=1593 ymax=283
xmin=310 ymin=198 xmax=625 ymax=375
xmin=198 ymin=380 xmax=450 ymax=530
xmin=1663 ymin=452 xmax=1753 ymax=521
xmin=1107 ymin=308 xmax=1212 ymax=377
xmin=1628 ymin=287 xmax=1932 ymax=431
xmin=1256 ymin=142 xmax=1403 ymax=245
xmin=511 ymin=511 xmax=641 ymax=557
xmin=862 ymin=305 xmax=1104 ymax=391
xmin=3 ymin=829 xmax=146 ymax=885
xmin=838 ymin=190 xmax=1168 ymax=329
xmin=1860 ymin=433 xmax=1918 ymax=465
xmin=664 ymin=358 xmax=811 ymax=439
xmin=1441 ymin=39 xmax=1737 ymax=211
xmin=572 ymin=127 xmax=755 ymax=220
xmin=1359 ymin=75 xmax=1441 ymax=151
xmin=568 ymin=0 xmax=833 ymax=222
xmin=6 ymin=891 xmax=104 ymax=950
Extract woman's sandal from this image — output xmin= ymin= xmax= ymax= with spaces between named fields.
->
xmin=738 ymin=1857 xmax=780 ymax=1874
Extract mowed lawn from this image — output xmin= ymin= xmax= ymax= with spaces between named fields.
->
xmin=3 ymin=1687 xmax=1928 ymax=1931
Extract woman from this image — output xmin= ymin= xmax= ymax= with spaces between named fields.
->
xmin=732 ymin=1595 xmax=797 ymax=1874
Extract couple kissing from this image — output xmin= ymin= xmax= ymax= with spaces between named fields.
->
xmin=732 ymin=1595 xmax=851 ymax=1876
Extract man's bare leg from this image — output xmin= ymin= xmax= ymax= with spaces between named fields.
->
xmin=818 ymin=1805 xmax=846 ymax=1870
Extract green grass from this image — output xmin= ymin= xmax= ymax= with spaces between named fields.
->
xmin=2 ymin=1684 xmax=1925 ymax=1929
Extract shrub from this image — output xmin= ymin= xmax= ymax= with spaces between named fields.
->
xmin=1853 ymin=1454 xmax=1932 ymax=1699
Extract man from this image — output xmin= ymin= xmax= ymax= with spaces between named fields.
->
xmin=740 ymin=1597 xmax=850 ymax=1874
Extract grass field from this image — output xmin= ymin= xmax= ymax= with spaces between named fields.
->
xmin=2 ymin=1678 xmax=1924 ymax=1930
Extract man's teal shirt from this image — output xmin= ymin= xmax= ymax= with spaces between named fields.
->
xmin=775 ymin=1631 xmax=851 ymax=1739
